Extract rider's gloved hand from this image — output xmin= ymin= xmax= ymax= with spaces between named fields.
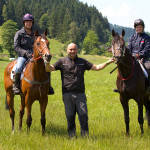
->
xmin=26 ymin=51 xmax=33 ymax=59
xmin=135 ymin=53 xmax=140 ymax=59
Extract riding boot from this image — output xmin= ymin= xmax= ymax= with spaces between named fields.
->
xmin=12 ymin=73 xmax=21 ymax=95
xmin=47 ymin=72 xmax=54 ymax=95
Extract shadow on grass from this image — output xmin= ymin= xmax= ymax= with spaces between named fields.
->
xmin=46 ymin=122 xmax=67 ymax=137
xmin=0 ymin=58 xmax=10 ymax=62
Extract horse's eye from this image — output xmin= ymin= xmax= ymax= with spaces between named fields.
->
xmin=37 ymin=42 xmax=40 ymax=46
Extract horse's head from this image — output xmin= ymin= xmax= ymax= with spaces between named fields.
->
xmin=111 ymin=29 xmax=126 ymax=63
xmin=33 ymin=30 xmax=51 ymax=63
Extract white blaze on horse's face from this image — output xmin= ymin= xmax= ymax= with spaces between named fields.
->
xmin=113 ymin=39 xmax=123 ymax=59
xmin=40 ymin=37 xmax=51 ymax=63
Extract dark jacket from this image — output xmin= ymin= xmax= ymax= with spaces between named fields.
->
xmin=128 ymin=32 xmax=150 ymax=59
xmin=14 ymin=27 xmax=34 ymax=59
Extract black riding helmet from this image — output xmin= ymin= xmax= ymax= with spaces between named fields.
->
xmin=23 ymin=13 xmax=34 ymax=24
xmin=134 ymin=19 xmax=145 ymax=28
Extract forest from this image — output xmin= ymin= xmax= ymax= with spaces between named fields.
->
xmin=0 ymin=0 xmax=134 ymax=56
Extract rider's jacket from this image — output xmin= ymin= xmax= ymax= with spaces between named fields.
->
xmin=128 ymin=32 xmax=150 ymax=59
xmin=14 ymin=27 xmax=34 ymax=59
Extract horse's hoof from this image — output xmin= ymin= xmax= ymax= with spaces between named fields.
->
xmin=126 ymin=132 xmax=130 ymax=136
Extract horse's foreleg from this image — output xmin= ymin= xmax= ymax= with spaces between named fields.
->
xmin=120 ymin=97 xmax=129 ymax=135
xmin=40 ymin=97 xmax=48 ymax=135
xmin=138 ymin=103 xmax=144 ymax=134
xmin=19 ymin=95 xmax=25 ymax=131
xmin=7 ymin=93 xmax=15 ymax=133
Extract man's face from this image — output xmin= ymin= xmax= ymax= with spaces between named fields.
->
xmin=135 ymin=25 xmax=144 ymax=34
xmin=24 ymin=20 xmax=33 ymax=30
xmin=67 ymin=44 xmax=78 ymax=59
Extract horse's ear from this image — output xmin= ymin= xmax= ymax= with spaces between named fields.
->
xmin=112 ymin=29 xmax=115 ymax=37
xmin=34 ymin=30 xmax=39 ymax=36
xmin=44 ymin=29 xmax=48 ymax=36
xmin=108 ymin=47 xmax=112 ymax=52
xmin=122 ymin=29 xmax=125 ymax=37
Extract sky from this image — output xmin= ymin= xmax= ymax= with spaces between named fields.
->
xmin=79 ymin=0 xmax=150 ymax=32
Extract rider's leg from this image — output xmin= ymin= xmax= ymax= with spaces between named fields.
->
xmin=143 ymin=59 xmax=150 ymax=91
xmin=47 ymin=72 xmax=54 ymax=95
xmin=13 ymin=57 xmax=27 ymax=94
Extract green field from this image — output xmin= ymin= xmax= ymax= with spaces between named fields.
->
xmin=0 ymin=55 xmax=150 ymax=150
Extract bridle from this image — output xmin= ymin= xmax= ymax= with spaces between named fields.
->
xmin=112 ymin=38 xmax=134 ymax=81
xmin=32 ymin=37 xmax=51 ymax=62
xmin=112 ymin=40 xmax=126 ymax=58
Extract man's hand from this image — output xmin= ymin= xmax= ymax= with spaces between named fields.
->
xmin=107 ymin=58 xmax=115 ymax=64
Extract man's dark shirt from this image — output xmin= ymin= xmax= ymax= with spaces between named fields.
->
xmin=14 ymin=27 xmax=34 ymax=59
xmin=54 ymin=56 xmax=93 ymax=94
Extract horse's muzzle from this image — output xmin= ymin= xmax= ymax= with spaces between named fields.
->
xmin=44 ymin=54 xmax=52 ymax=63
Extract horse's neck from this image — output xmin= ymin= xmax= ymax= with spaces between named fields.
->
xmin=117 ymin=54 xmax=134 ymax=77
xmin=31 ymin=59 xmax=47 ymax=80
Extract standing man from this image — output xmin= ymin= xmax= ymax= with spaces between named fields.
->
xmin=13 ymin=13 xmax=54 ymax=95
xmin=46 ymin=43 xmax=114 ymax=137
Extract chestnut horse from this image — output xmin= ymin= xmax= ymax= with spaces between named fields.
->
xmin=4 ymin=31 xmax=51 ymax=135
xmin=111 ymin=29 xmax=150 ymax=135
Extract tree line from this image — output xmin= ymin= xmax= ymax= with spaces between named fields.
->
xmin=0 ymin=0 xmax=112 ymax=56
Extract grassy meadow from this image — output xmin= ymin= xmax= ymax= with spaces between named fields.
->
xmin=0 ymin=42 xmax=150 ymax=149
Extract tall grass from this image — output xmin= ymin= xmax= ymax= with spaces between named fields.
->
xmin=0 ymin=55 xmax=150 ymax=150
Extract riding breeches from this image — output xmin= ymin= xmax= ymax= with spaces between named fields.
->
xmin=14 ymin=57 xmax=27 ymax=74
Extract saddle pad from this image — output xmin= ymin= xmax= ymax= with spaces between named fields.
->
xmin=10 ymin=64 xmax=26 ymax=80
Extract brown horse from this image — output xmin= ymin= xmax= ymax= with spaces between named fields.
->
xmin=4 ymin=30 xmax=51 ymax=135
xmin=111 ymin=29 xmax=150 ymax=135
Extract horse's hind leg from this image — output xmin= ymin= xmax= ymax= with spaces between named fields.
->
xmin=138 ymin=103 xmax=144 ymax=134
xmin=144 ymin=99 xmax=150 ymax=127
xmin=40 ymin=97 xmax=48 ymax=135
xmin=7 ymin=92 xmax=15 ymax=133
xmin=5 ymin=96 xmax=9 ymax=110
xmin=19 ymin=95 xmax=25 ymax=131
xmin=120 ymin=97 xmax=130 ymax=135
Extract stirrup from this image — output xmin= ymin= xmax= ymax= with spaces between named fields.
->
xmin=113 ymin=89 xmax=119 ymax=93
xmin=13 ymin=87 xmax=21 ymax=95
xmin=48 ymin=87 xmax=54 ymax=95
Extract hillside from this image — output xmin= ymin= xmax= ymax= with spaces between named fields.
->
xmin=0 ymin=0 xmax=110 ymax=44
xmin=109 ymin=24 xmax=135 ymax=42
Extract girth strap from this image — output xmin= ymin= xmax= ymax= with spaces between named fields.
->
xmin=23 ymin=77 xmax=49 ymax=85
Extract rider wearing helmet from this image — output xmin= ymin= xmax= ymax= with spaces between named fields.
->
xmin=128 ymin=19 xmax=150 ymax=60
xmin=13 ymin=13 xmax=54 ymax=95
xmin=128 ymin=19 xmax=150 ymax=91
xmin=13 ymin=13 xmax=34 ymax=94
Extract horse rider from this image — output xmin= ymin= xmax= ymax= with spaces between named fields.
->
xmin=128 ymin=19 xmax=150 ymax=89
xmin=13 ymin=13 xmax=54 ymax=95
